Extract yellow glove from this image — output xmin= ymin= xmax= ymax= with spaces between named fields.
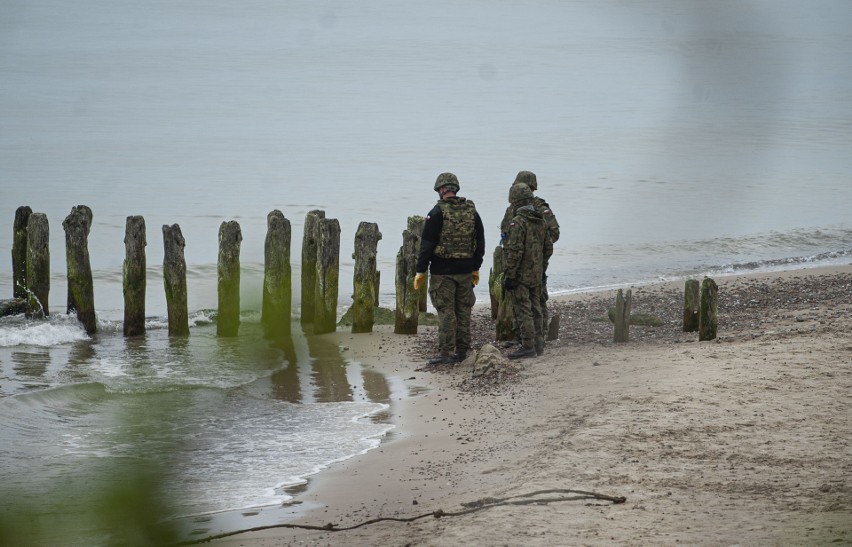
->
xmin=413 ymin=273 xmax=426 ymax=290
xmin=471 ymin=271 xmax=480 ymax=286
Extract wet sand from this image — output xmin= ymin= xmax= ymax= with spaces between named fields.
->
xmin=210 ymin=264 xmax=852 ymax=546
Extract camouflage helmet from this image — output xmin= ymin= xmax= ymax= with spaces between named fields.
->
xmin=434 ymin=172 xmax=460 ymax=192
xmin=513 ymin=170 xmax=537 ymax=191
xmin=509 ymin=182 xmax=533 ymax=204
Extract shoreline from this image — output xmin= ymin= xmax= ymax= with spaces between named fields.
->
xmin=210 ymin=263 xmax=852 ymax=546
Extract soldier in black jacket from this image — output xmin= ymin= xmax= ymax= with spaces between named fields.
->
xmin=414 ymin=173 xmax=486 ymax=365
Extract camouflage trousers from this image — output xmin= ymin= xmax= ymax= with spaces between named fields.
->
xmin=511 ymin=280 xmax=549 ymax=344
xmin=509 ymin=283 xmax=543 ymax=350
xmin=428 ymin=273 xmax=475 ymax=355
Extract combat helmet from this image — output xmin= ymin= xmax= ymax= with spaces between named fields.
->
xmin=513 ymin=170 xmax=537 ymax=191
xmin=434 ymin=172 xmax=460 ymax=192
xmin=509 ymin=182 xmax=533 ymax=204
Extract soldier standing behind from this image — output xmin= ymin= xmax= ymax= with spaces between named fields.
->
xmin=502 ymin=183 xmax=553 ymax=359
xmin=500 ymin=170 xmax=560 ymax=345
xmin=414 ymin=173 xmax=486 ymax=366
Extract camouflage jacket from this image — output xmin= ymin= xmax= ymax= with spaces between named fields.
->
xmin=503 ymin=205 xmax=553 ymax=287
xmin=500 ymin=196 xmax=559 ymax=245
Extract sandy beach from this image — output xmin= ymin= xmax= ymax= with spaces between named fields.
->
xmin=207 ymin=265 xmax=852 ymax=546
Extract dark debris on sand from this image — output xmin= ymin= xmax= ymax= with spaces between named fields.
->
xmin=408 ymin=271 xmax=852 ymax=392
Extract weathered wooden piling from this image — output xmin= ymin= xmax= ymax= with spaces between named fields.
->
xmin=491 ymin=246 xmax=514 ymax=341
xmin=123 ymin=216 xmax=147 ymax=336
xmin=262 ymin=210 xmax=292 ymax=339
xmin=313 ymin=218 xmax=341 ymax=334
xmin=25 ymin=213 xmax=50 ymax=318
xmin=351 ymin=221 xmax=382 ymax=333
xmin=217 ymin=220 xmax=242 ymax=337
xmin=699 ymin=277 xmax=718 ymax=341
xmin=63 ymin=205 xmax=96 ymax=334
xmin=300 ymin=210 xmax=325 ymax=327
xmin=546 ymin=315 xmax=560 ymax=341
xmin=162 ymin=224 xmax=189 ymax=336
xmin=488 ymin=256 xmax=503 ymax=319
xmin=683 ymin=279 xmax=700 ymax=332
xmin=406 ymin=216 xmax=427 ymax=313
xmin=394 ymin=216 xmax=424 ymax=334
xmin=613 ymin=288 xmax=632 ymax=343
xmin=12 ymin=206 xmax=32 ymax=298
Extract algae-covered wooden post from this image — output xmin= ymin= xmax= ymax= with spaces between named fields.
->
xmin=683 ymin=279 xmax=700 ymax=332
xmin=217 ymin=220 xmax=242 ymax=337
xmin=699 ymin=277 xmax=718 ymax=341
xmin=12 ymin=206 xmax=32 ymax=298
xmin=488 ymin=248 xmax=500 ymax=320
xmin=262 ymin=210 xmax=292 ymax=340
xmin=63 ymin=205 xmax=96 ymax=334
xmin=25 ymin=212 xmax=50 ymax=318
xmin=351 ymin=221 xmax=382 ymax=333
xmin=404 ymin=216 xmax=427 ymax=313
xmin=300 ymin=209 xmax=325 ymax=327
xmin=394 ymin=215 xmax=424 ymax=334
xmin=162 ymin=224 xmax=189 ymax=336
xmin=492 ymin=245 xmax=514 ymax=341
xmin=313 ymin=217 xmax=341 ymax=334
xmin=613 ymin=288 xmax=632 ymax=343
xmin=374 ymin=271 xmax=381 ymax=307
xmin=123 ymin=216 xmax=147 ymax=336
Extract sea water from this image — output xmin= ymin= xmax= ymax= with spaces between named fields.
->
xmin=1 ymin=0 xmax=851 ymax=543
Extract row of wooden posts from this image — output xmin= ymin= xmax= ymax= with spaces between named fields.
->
xmin=610 ymin=277 xmax=718 ymax=343
xmin=9 ymin=205 xmax=433 ymax=339
xmin=9 ymin=205 xmax=717 ymax=343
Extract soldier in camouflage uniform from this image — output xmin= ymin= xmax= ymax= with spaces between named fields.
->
xmin=502 ymin=183 xmax=553 ymax=359
xmin=500 ymin=170 xmax=559 ymax=346
xmin=414 ymin=173 xmax=486 ymax=365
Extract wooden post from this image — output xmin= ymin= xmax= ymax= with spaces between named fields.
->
xmin=488 ymin=247 xmax=500 ymax=320
xmin=12 ymin=206 xmax=32 ymax=298
xmin=683 ymin=279 xmax=700 ymax=332
xmin=25 ymin=212 xmax=50 ymax=318
xmin=699 ymin=277 xmax=718 ymax=341
xmin=313 ymin=217 xmax=340 ymax=334
xmin=613 ymin=288 xmax=632 ymax=343
xmin=217 ymin=220 xmax=242 ymax=337
xmin=488 ymin=266 xmax=498 ymax=320
xmin=352 ymin=221 xmax=382 ymax=333
xmin=300 ymin=209 xmax=325 ymax=327
xmin=63 ymin=205 xmax=96 ymax=334
xmin=374 ymin=271 xmax=381 ymax=307
xmin=123 ymin=216 xmax=147 ymax=337
xmin=394 ymin=216 xmax=424 ymax=334
xmin=403 ymin=216 xmax=427 ymax=313
xmin=546 ymin=314 xmax=560 ymax=341
xmin=492 ymin=246 xmax=514 ymax=341
xmin=162 ymin=224 xmax=189 ymax=336
xmin=262 ymin=210 xmax=292 ymax=340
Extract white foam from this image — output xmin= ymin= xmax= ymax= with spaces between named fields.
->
xmin=0 ymin=320 xmax=89 ymax=347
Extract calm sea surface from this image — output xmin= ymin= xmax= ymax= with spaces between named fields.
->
xmin=1 ymin=0 xmax=851 ymax=543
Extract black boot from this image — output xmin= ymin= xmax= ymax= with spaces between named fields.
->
xmin=427 ymin=354 xmax=456 ymax=366
xmin=508 ymin=346 xmax=536 ymax=360
xmin=455 ymin=350 xmax=468 ymax=363
xmin=535 ymin=341 xmax=544 ymax=356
